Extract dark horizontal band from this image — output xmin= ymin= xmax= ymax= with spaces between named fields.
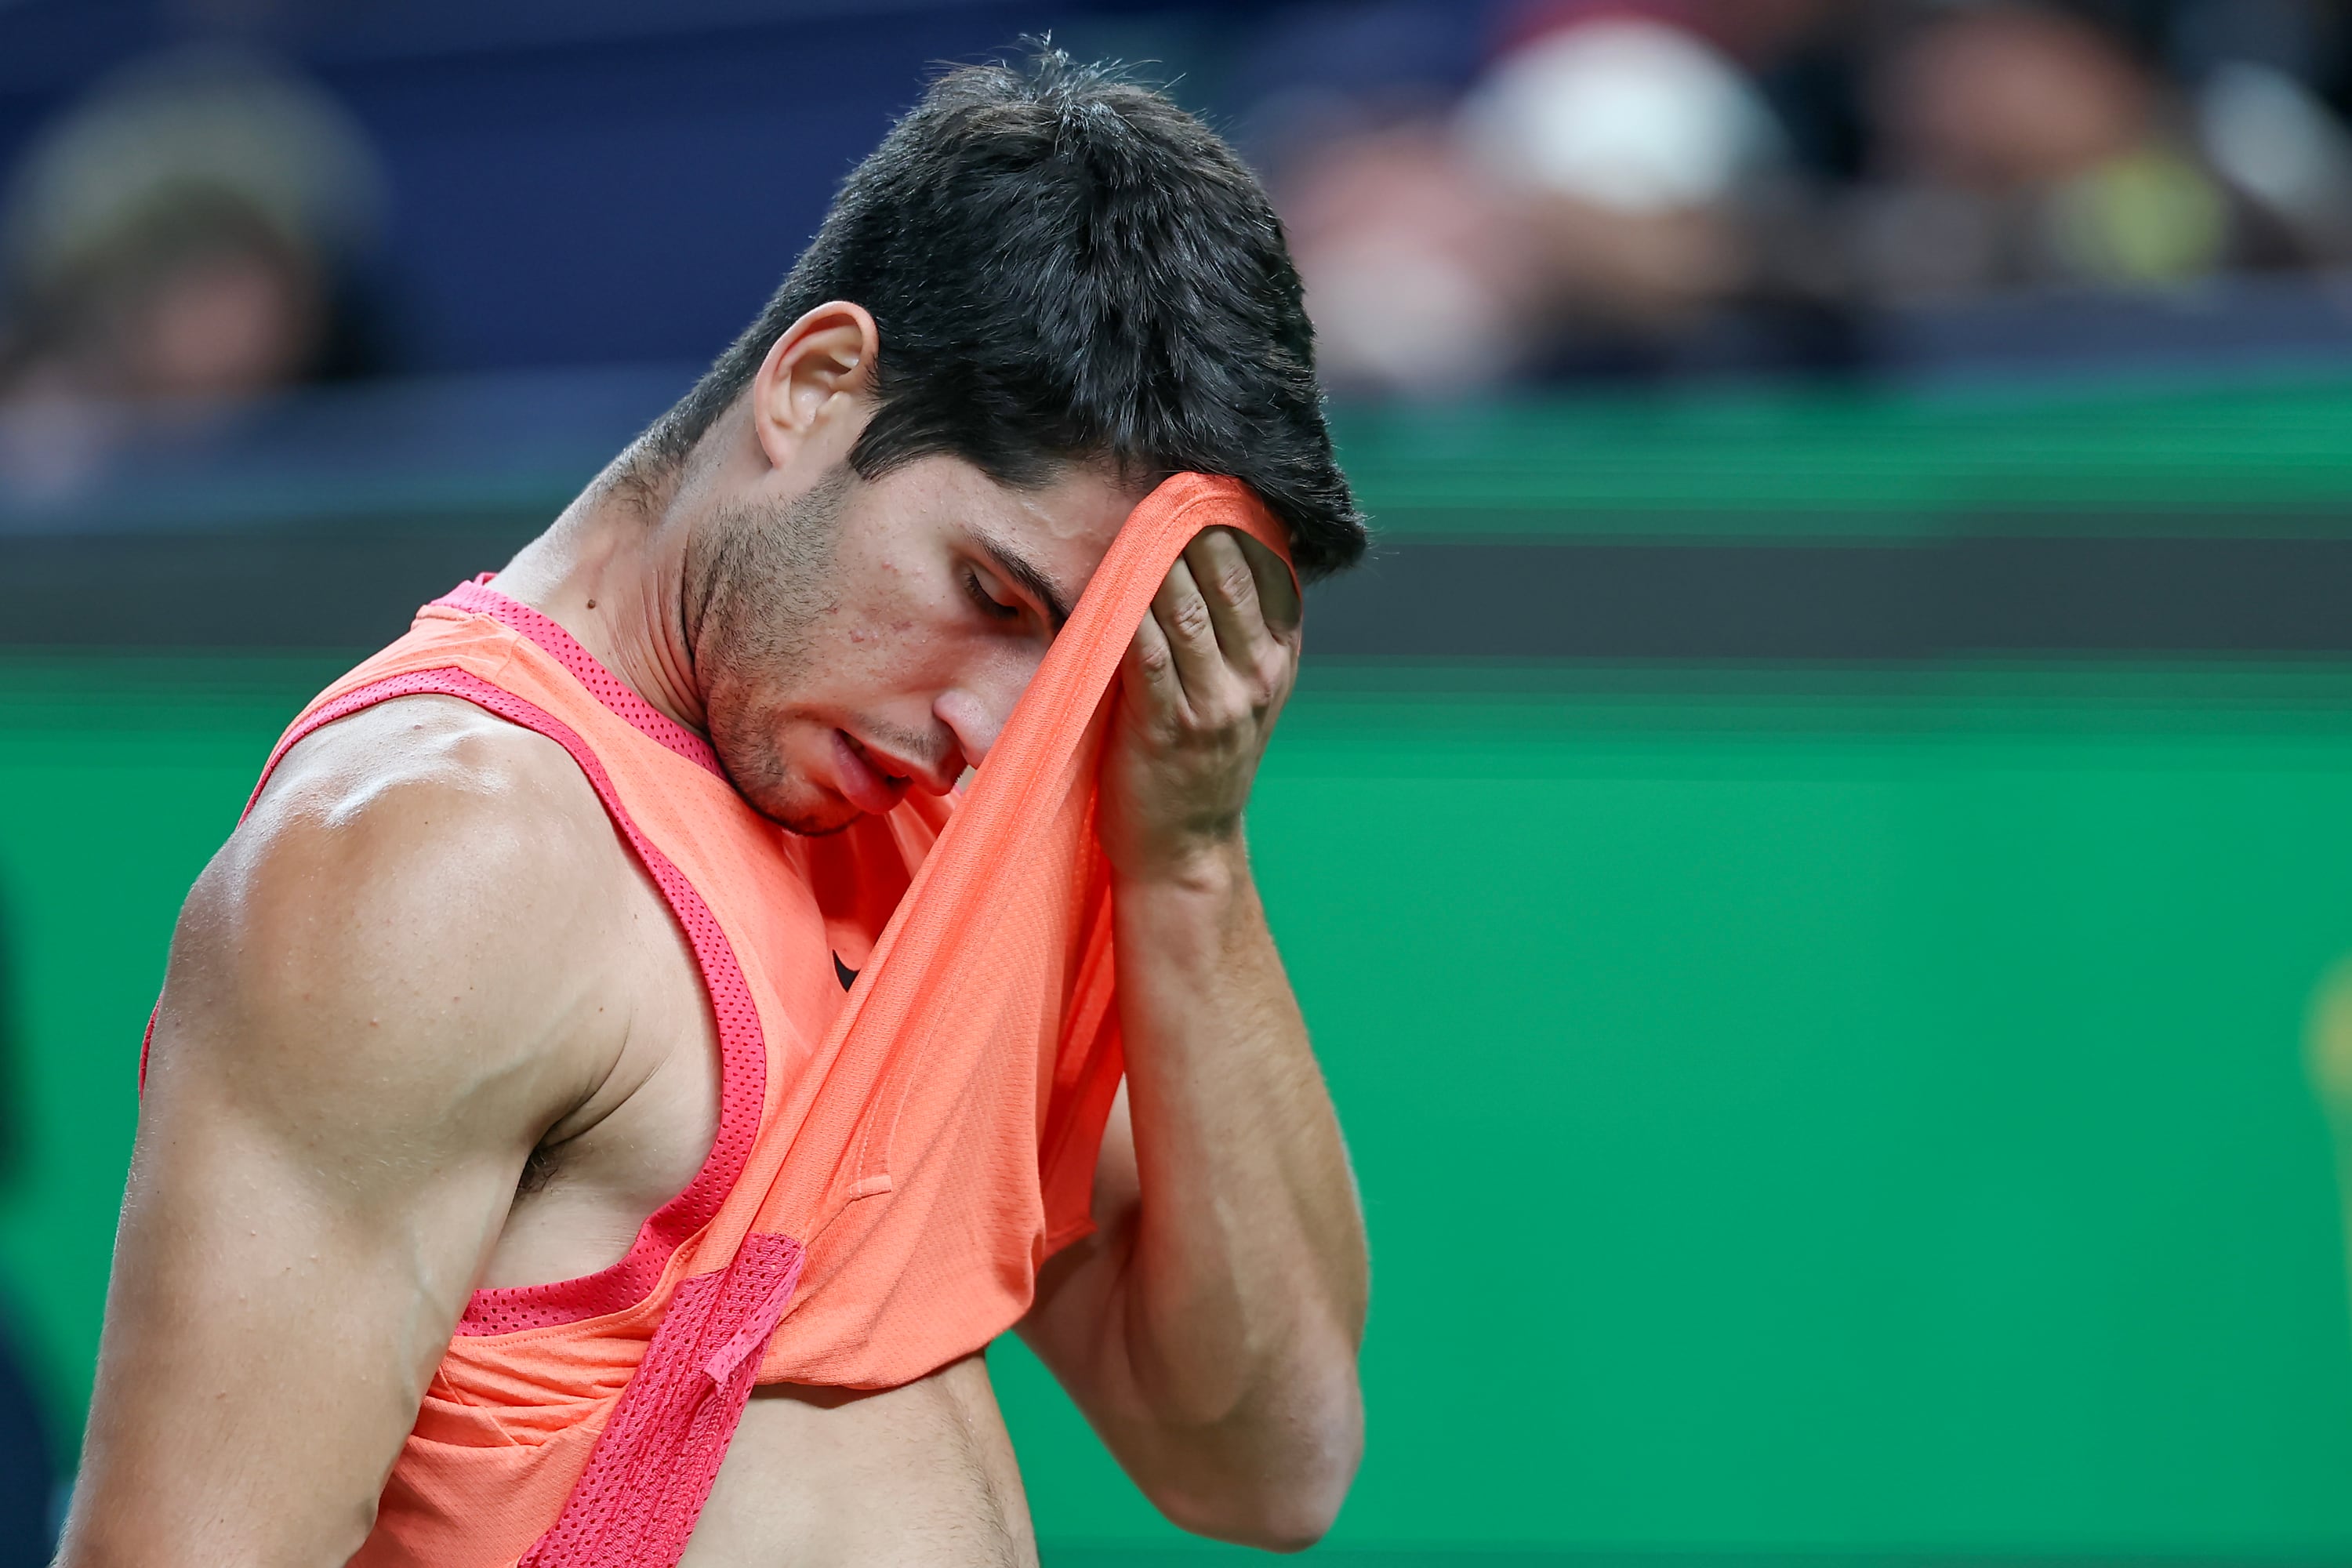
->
xmin=1305 ymin=535 xmax=2352 ymax=660
xmin=9 ymin=527 xmax=2352 ymax=658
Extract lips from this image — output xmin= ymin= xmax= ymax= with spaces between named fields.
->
xmin=829 ymin=729 xmax=907 ymax=815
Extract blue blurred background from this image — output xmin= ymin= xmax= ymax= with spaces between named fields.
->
xmin=9 ymin=0 xmax=2352 ymax=1563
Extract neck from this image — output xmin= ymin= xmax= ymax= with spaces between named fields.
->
xmin=492 ymin=458 xmax=709 ymax=733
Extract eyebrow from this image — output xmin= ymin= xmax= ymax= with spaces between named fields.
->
xmin=967 ymin=524 xmax=1076 ymax=631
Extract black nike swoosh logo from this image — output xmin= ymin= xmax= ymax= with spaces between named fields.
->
xmin=833 ymin=952 xmax=859 ymax=992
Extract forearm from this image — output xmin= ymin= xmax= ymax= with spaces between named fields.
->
xmin=1104 ymin=840 xmax=1367 ymax=1515
xmin=1050 ymin=521 xmax=1363 ymax=1539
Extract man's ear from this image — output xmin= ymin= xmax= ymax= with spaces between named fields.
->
xmin=748 ymin=302 xmax=880 ymax=471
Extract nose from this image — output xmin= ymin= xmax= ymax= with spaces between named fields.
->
xmin=934 ymin=687 xmax=1007 ymax=768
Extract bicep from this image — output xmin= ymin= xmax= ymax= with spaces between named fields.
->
xmin=65 ymin=759 xmax=601 ymax=1564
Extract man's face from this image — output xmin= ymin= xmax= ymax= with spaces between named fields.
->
xmin=691 ymin=453 xmax=1139 ymax=834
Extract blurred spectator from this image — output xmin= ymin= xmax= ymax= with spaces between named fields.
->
xmin=1279 ymin=0 xmax=1864 ymax=391
xmin=1279 ymin=118 xmax=1539 ymax=397
xmin=2193 ymin=59 xmax=2352 ymax=265
xmin=1858 ymin=5 xmax=2231 ymax=296
xmin=1236 ymin=2 xmax=1526 ymax=397
xmin=1272 ymin=2 xmax=1784 ymax=394
xmin=0 ymin=46 xmax=385 ymax=499
xmin=1258 ymin=0 xmax=2352 ymax=394
xmin=1460 ymin=8 xmax=1782 ymax=333
xmin=3 ymin=0 xmax=2349 ymax=410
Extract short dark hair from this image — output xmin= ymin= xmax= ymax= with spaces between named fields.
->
xmin=641 ymin=49 xmax=1365 ymax=579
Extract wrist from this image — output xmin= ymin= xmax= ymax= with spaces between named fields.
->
xmin=1109 ymin=830 xmax=1248 ymax=901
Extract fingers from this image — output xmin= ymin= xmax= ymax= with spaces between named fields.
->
xmin=1183 ymin=526 xmax=1299 ymax=706
xmin=1148 ymin=554 xmax=1228 ymax=706
xmin=1122 ymin=596 xmax=1183 ymax=719
xmin=1134 ymin=528 xmax=1301 ymax=724
xmin=1185 ymin=528 xmax=1271 ymax=668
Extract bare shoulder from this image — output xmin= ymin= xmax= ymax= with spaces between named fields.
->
xmin=151 ymin=694 xmax=629 ymax=1152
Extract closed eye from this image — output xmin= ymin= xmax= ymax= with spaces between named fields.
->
xmin=964 ymin=569 xmax=1021 ymax=622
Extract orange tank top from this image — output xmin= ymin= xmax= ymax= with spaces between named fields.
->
xmin=193 ymin=474 xmax=1290 ymax=1566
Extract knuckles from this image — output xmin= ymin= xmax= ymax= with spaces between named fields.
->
xmin=1123 ymin=586 xmax=1298 ymax=759
xmin=1213 ymin=561 xmax=1257 ymax=608
xmin=1167 ymin=595 xmax=1215 ymax=642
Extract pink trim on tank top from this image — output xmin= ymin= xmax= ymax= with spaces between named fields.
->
xmin=244 ymin=667 xmax=765 ymax=1334
xmin=435 ymin=576 xmax=725 ymax=779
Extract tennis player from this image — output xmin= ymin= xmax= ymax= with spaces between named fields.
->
xmin=62 ymin=53 xmax=1368 ymax=1566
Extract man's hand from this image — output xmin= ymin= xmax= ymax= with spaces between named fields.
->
xmin=1025 ymin=520 xmax=1366 ymax=1549
xmin=1096 ymin=524 xmax=1303 ymax=884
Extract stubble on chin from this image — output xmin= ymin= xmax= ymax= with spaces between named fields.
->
xmin=705 ymin=713 xmax=856 ymax=837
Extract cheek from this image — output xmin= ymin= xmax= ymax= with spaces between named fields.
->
xmin=833 ymin=583 xmax=975 ymax=687
xmin=821 ymin=547 xmax=917 ymax=642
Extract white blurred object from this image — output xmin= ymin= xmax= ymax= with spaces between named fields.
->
xmin=2198 ymin=59 xmax=2352 ymax=218
xmin=1460 ymin=17 xmax=1781 ymax=215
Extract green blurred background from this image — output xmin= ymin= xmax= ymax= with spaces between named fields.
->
xmin=7 ymin=376 xmax=2352 ymax=1561
xmin=13 ymin=1 xmax=2352 ymax=1555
